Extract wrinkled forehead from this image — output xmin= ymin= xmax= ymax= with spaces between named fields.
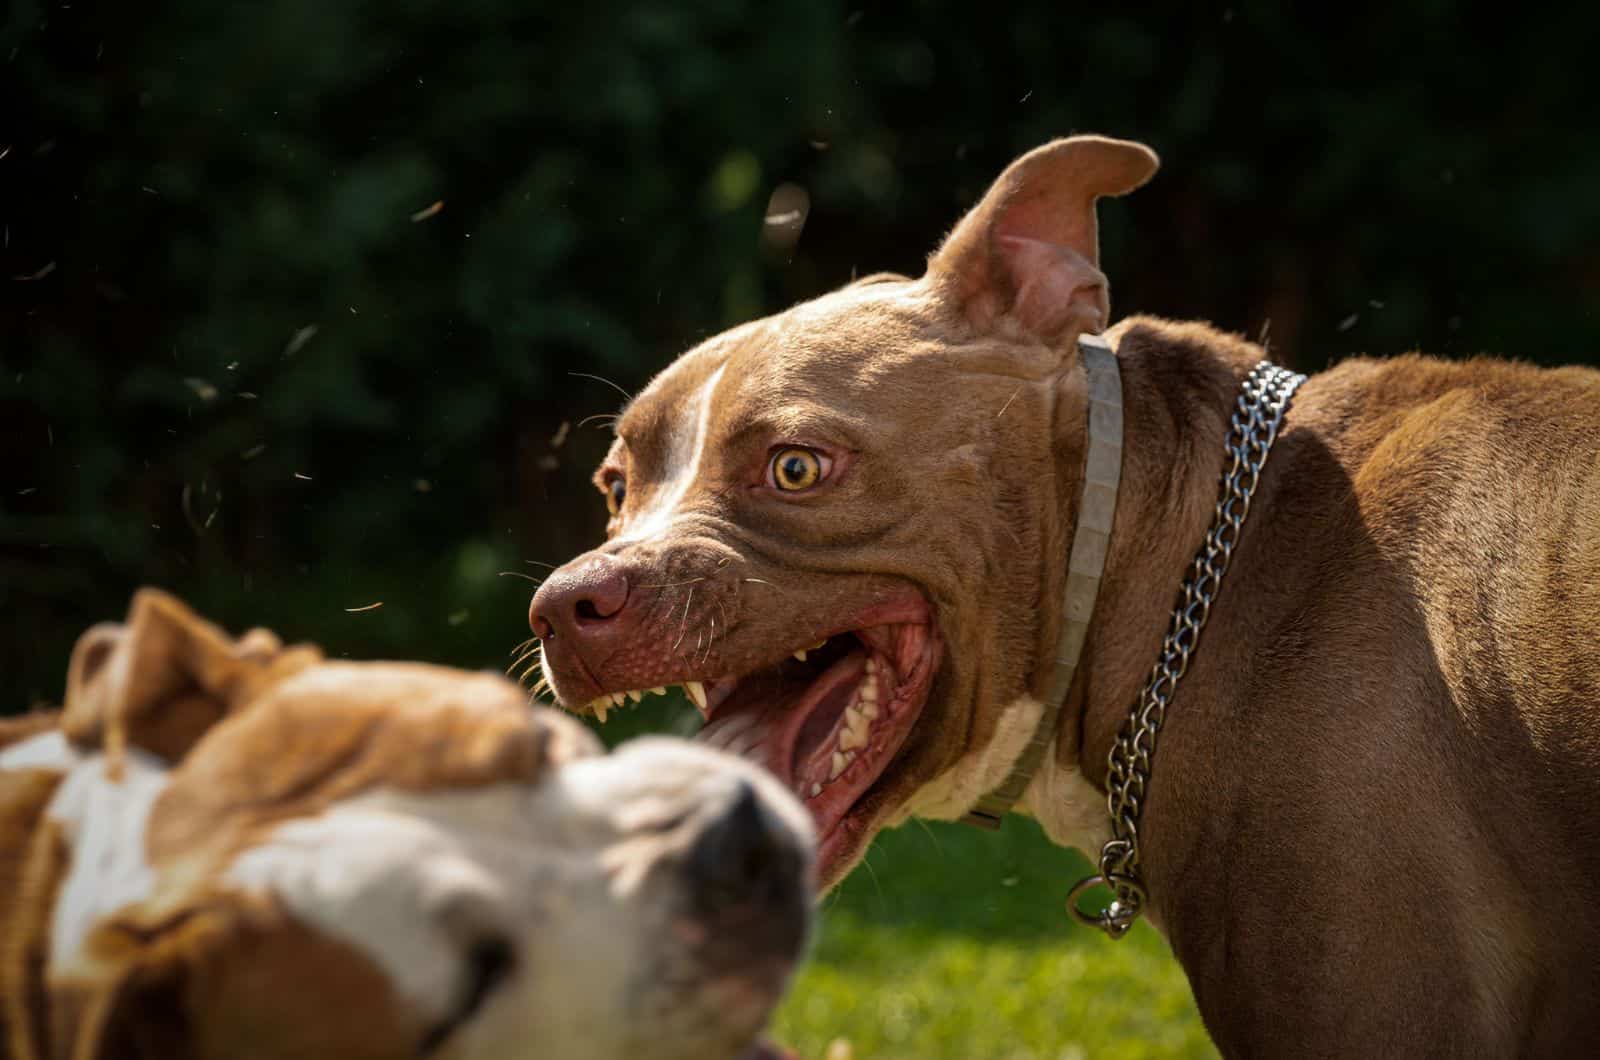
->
xmin=613 ymin=277 xmax=939 ymax=454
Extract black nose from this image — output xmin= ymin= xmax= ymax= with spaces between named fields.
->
xmin=687 ymin=781 xmax=804 ymax=909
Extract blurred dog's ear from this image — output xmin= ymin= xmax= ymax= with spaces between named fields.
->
xmin=927 ymin=135 xmax=1158 ymax=344
xmin=61 ymin=896 xmax=420 ymax=1060
xmin=60 ymin=589 xmax=320 ymax=773
xmin=65 ymin=947 xmax=194 ymax=1060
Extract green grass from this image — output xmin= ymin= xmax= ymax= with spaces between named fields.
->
xmin=772 ymin=816 xmax=1217 ymax=1060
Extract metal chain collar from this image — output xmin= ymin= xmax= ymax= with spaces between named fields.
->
xmin=1068 ymin=361 xmax=1306 ymax=939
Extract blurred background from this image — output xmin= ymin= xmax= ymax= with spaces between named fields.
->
xmin=4 ymin=2 xmax=1599 ymax=1056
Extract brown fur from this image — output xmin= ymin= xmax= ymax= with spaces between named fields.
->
xmin=533 ymin=136 xmax=1600 ymax=1054
xmin=0 ymin=591 xmax=596 ymax=1060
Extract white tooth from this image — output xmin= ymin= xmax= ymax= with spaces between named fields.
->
xmin=865 ymin=657 xmax=877 ymax=674
xmin=685 ymin=681 xmax=708 ymax=711
xmin=860 ymin=680 xmax=877 ymax=703
xmin=863 ymin=700 xmax=879 ymax=720
xmin=809 ymin=783 xmax=822 ymax=797
xmin=611 ymin=692 xmax=626 ymax=707
xmin=830 ymin=751 xmax=848 ymax=779
xmin=593 ymin=700 xmax=609 ymax=724
xmin=650 ymin=686 xmax=667 ymax=696
xmin=793 ymin=649 xmax=808 ymax=662
xmin=849 ymin=705 xmax=871 ymax=736
xmin=839 ymin=726 xmax=865 ymax=751
xmin=810 ymin=639 xmax=827 ymax=651
xmin=626 ymin=689 xmax=642 ymax=703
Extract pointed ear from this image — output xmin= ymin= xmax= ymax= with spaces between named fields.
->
xmin=60 ymin=589 xmax=316 ymax=770
xmin=927 ymin=135 xmax=1158 ymax=343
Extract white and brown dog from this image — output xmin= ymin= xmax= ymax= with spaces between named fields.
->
xmin=0 ymin=589 xmax=813 ymax=1060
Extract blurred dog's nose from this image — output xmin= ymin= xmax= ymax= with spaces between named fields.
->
xmin=688 ymin=781 xmax=803 ymax=907
xmin=528 ymin=555 xmax=630 ymax=642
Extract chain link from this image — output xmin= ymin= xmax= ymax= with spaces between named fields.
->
xmin=1068 ymin=361 xmax=1306 ymax=938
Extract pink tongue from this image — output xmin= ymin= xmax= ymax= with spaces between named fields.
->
xmin=697 ymin=651 xmax=866 ymax=786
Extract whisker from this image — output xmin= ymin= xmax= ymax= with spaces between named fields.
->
xmin=568 ymin=371 xmax=634 ymax=403
xmin=636 ymin=577 xmax=707 ymax=589
xmin=741 ymin=577 xmax=775 ymax=587
xmin=671 ymin=588 xmax=695 ymax=653
xmin=508 ymin=636 xmax=537 ymax=657
xmin=498 ymin=571 xmax=543 ymax=583
xmin=578 ymin=412 xmax=620 ymax=430
xmin=507 ymin=647 xmax=541 ymax=674
xmin=524 ymin=560 xmax=560 ymax=570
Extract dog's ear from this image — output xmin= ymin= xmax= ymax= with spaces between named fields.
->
xmin=62 ymin=945 xmax=195 ymax=1060
xmin=62 ymin=896 xmax=421 ymax=1060
xmin=927 ymin=135 xmax=1158 ymax=344
xmin=60 ymin=589 xmax=317 ymax=773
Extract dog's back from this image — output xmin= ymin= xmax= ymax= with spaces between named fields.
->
xmin=1146 ymin=328 xmax=1600 ymax=1055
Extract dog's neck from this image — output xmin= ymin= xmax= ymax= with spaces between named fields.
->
xmin=1024 ymin=318 xmax=1272 ymax=903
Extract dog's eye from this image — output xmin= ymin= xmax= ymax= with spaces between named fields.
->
xmin=769 ymin=447 xmax=824 ymax=492
xmin=605 ymin=475 xmax=627 ymax=516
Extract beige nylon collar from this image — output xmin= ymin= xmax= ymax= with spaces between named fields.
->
xmin=963 ymin=332 xmax=1123 ymax=828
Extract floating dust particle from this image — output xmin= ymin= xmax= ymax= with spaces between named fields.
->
xmin=241 ymin=443 xmax=267 ymax=460
xmin=550 ymin=420 xmax=570 ymax=448
xmin=293 ymin=472 xmax=312 ymax=481
xmin=447 ymin=610 xmax=469 ymax=627
xmin=1337 ymin=313 xmax=1359 ymax=332
xmin=14 ymin=261 xmax=56 ymax=281
xmin=344 ymin=602 xmax=383 ymax=613
xmin=238 ymin=391 xmax=258 ymax=399
xmin=410 ymin=200 xmax=444 ymax=222
xmin=537 ymin=454 xmax=559 ymax=471
xmin=414 ymin=478 xmax=431 ymax=493
xmin=184 ymin=377 xmax=218 ymax=402
xmin=18 ymin=487 xmax=36 ymax=495
xmin=284 ymin=324 xmax=318 ymax=356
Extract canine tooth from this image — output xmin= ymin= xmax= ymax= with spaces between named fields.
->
xmin=685 ymin=681 xmax=708 ymax=711
xmin=592 ymin=700 xmax=610 ymax=724
xmin=793 ymin=649 xmax=808 ymax=662
xmin=809 ymin=639 xmax=827 ymax=651
xmin=809 ymin=783 xmax=822 ymax=797
xmin=650 ymin=686 xmax=667 ymax=696
xmin=626 ymin=689 xmax=642 ymax=703
xmin=611 ymin=692 xmax=626 ymax=707
xmin=830 ymin=751 xmax=848 ymax=779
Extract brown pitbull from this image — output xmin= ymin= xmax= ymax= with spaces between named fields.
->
xmin=531 ymin=135 xmax=1600 ymax=1055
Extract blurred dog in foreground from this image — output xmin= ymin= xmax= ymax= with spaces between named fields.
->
xmin=0 ymin=589 xmax=812 ymax=1060
xmin=531 ymin=133 xmax=1600 ymax=1055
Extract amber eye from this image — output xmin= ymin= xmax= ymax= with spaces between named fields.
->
xmin=605 ymin=476 xmax=626 ymax=516
xmin=770 ymin=448 xmax=822 ymax=492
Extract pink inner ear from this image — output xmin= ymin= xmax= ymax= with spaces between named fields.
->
xmin=995 ymin=234 xmax=1109 ymax=338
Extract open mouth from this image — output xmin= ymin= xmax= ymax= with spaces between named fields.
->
xmin=581 ymin=592 xmax=941 ymax=874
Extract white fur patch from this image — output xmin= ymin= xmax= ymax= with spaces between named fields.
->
xmin=895 ymin=694 xmax=1109 ymax=855
xmin=225 ymin=788 xmax=521 ymax=1020
xmin=897 ymin=694 xmax=1044 ymax=824
xmin=612 ymin=362 xmax=728 ymax=545
xmin=46 ymin=749 xmax=170 ymax=971
xmin=0 ymin=730 xmax=81 ymax=773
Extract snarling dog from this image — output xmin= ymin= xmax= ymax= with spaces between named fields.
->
xmin=531 ymin=135 xmax=1600 ymax=1054
xmin=1 ymin=590 xmax=812 ymax=1060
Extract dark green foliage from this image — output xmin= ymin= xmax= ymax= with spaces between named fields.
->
xmin=4 ymin=2 xmax=1600 ymax=706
